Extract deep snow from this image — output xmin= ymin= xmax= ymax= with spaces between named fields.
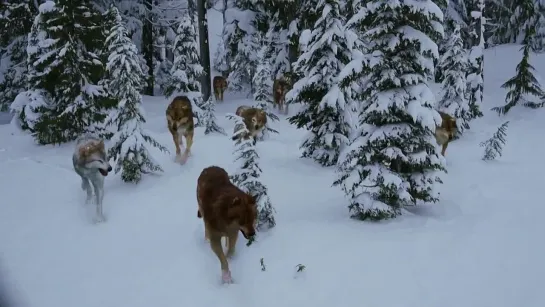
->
xmin=0 ymin=8 xmax=545 ymax=307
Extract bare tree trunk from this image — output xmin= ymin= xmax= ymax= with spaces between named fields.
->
xmin=197 ymin=0 xmax=212 ymax=101
xmin=142 ymin=0 xmax=155 ymax=95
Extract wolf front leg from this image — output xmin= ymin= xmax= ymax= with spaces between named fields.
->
xmin=441 ymin=142 xmax=449 ymax=156
xmin=81 ymin=177 xmax=93 ymax=204
xmin=169 ymin=127 xmax=182 ymax=161
xmin=180 ymin=131 xmax=193 ymax=164
xmin=91 ymin=177 xmax=106 ymax=223
xmin=225 ymin=229 xmax=239 ymax=259
xmin=209 ymin=234 xmax=233 ymax=284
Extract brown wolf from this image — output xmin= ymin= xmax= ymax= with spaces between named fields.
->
xmin=435 ymin=111 xmax=457 ymax=156
xmin=273 ymin=77 xmax=291 ymax=114
xmin=232 ymin=105 xmax=267 ymax=144
xmin=213 ymin=76 xmax=228 ymax=101
xmin=196 ymin=166 xmax=257 ymax=284
xmin=166 ymin=96 xmax=194 ymax=164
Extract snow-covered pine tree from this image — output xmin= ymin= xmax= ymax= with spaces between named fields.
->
xmin=222 ymin=1 xmax=260 ymax=92
xmin=286 ymin=0 xmax=353 ymax=167
xmin=334 ymin=0 xmax=446 ymax=221
xmin=487 ymin=0 xmax=545 ymax=52
xmin=0 ymin=1 xmax=37 ymax=112
xmin=226 ymin=113 xmax=276 ymax=231
xmin=163 ymin=10 xmax=204 ymax=126
xmin=213 ymin=36 xmax=230 ymax=77
xmin=437 ymin=25 xmax=471 ymax=134
xmin=466 ymin=0 xmax=484 ymax=121
xmin=491 ymin=30 xmax=545 ymax=115
xmin=10 ymin=0 xmax=110 ymax=145
xmin=433 ymin=0 xmax=449 ymax=82
xmin=104 ymin=6 xmax=168 ymax=183
xmin=202 ymin=97 xmax=226 ymax=135
xmin=253 ymin=45 xmax=279 ymax=140
xmin=480 ymin=121 xmax=509 ymax=160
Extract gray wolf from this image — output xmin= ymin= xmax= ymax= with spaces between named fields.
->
xmin=166 ymin=96 xmax=195 ymax=164
xmin=213 ymin=76 xmax=228 ymax=101
xmin=273 ymin=77 xmax=291 ymax=114
xmin=435 ymin=111 xmax=458 ymax=156
xmin=196 ymin=166 xmax=257 ymax=284
xmin=72 ymin=135 xmax=112 ymax=223
xmin=232 ymin=105 xmax=267 ymax=145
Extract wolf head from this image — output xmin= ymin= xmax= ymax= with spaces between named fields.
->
xmin=231 ymin=194 xmax=257 ymax=239
xmin=76 ymin=137 xmax=112 ymax=176
xmin=251 ymin=110 xmax=267 ymax=132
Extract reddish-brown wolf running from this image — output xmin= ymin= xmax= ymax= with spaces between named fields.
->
xmin=196 ymin=166 xmax=257 ymax=284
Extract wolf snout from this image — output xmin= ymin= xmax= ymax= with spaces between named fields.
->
xmin=107 ymin=165 xmax=113 ymax=172
xmin=241 ymin=229 xmax=255 ymax=239
xmin=254 ymin=125 xmax=259 ymax=130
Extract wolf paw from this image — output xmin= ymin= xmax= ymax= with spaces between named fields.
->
xmin=92 ymin=214 xmax=106 ymax=224
xmin=221 ymin=270 xmax=233 ymax=284
xmin=178 ymin=153 xmax=189 ymax=164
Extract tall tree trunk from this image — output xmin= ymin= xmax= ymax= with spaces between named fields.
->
xmin=197 ymin=0 xmax=212 ymax=101
xmin=142 ymin=0 xmax=155 ymax=95
xmin=221 ymin=0 xmax=228 ymax=78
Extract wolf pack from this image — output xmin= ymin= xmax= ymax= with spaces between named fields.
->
xmin=71 ymin=74 xmax=458 ymax=284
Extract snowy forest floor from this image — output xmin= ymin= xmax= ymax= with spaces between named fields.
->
xmin=0 ymin=44 xmax=544 ymax=307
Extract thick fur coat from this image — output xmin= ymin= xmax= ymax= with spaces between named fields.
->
xmin=196 ymin=166 xmax=257 ymax=283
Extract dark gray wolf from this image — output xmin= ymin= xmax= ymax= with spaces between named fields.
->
xmin=273 ymin=77 xmax=291 ymax=114
xmin=72 ymin=135 xmax=112 ymax=223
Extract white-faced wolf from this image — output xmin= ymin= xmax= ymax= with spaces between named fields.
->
xmin=72 ymin=135 xmax=112 ymax=223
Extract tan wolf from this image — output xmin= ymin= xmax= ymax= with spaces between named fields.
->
xmin=166 ymin=96 xmax=195 ymax=164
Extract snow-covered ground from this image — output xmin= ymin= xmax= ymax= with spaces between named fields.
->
xmin=1 ymin=9 xmax=545 ymax=307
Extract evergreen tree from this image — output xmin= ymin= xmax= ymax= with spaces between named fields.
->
xmin=287 ymin=0 xmax=353 ymax=167
xmin=213 ymin=36 xmax=229 ymax=77
xmin=163 ymin=10 xmax=204 ymax=125
xmin=262 ymin=0 xmax=302 ymax=81
xmin=221 ymin=0 xmax=260 ymax=92
xmin=0 ymin=1 xmax=37 ymax=112
xmin=438 ymin=25 xmax=471 ymax=134
xmin=252 ymin=45 xmax=279 ymax=140
xmin=334 ymin=0 xmax=446 ymax=221
xmin=491 ymin=33 xmax=545 ymax=115
xmin=466 ymin=0 xmax=484 ymax=120
xmin=202 ymin=97 xmax=226 ymax=135
xmin=11 ymin=0 xmax=111 ymax=145
xmin=480 ymin=121 xmax=509 ymax=161
xmin=487 ymin=0 xmax=545 ymax=52
xmin=433 ymin=0 xmax=449 ymax=82
xmin=227 ymin=113 xmax=276 ymax=231
xmin=104 ymin=7 xmax=167 ymax=183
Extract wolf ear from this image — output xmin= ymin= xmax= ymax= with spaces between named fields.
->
xmin=98 ymin=140 xmax=105 ymax=149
